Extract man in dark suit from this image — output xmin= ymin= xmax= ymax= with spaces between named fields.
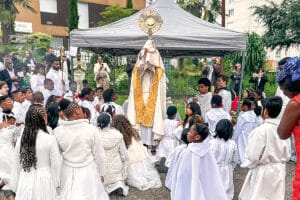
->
xmin=0 ymin=58 xmax=19 ymax=94
xmin=249 ymin=68 xmax=268 ymax=92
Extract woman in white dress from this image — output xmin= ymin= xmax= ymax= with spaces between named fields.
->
xmin=54 ymin=102 xmax=109 ymax=200
xmin=112 ymin=115 xmax=162 ymax=191
xmin=98 ymin=113 xmax=129 ymax=196
xmin=10 ymin=104 xmax=61 ymax=200
xmin=209 ymin=119 xmax=238 ymax=200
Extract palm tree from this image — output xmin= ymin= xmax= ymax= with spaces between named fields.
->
xmin=0 ymin=0 xmax=35 ymax=44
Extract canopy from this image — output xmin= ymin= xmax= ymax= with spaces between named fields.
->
xmin=70 ymin=0 xmax=247 ymax=57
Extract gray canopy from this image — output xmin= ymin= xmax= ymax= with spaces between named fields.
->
xmin=70 ymin=0 xmax=247 ymax=57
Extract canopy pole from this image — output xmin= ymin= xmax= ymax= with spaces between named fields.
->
xmin=237 ymin=51 xmax=246 ymax=114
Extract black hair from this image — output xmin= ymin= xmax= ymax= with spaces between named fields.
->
xmin=63 ymin=103 xmax=81 ymax=118
xmin=279 ymin=76 xmax=300 ymax=93
xmin=198 ymin=78 xmax=211 ymax=89
xmin=101 ymin=104 xmax=116 ymax=117
xmin=167 ymin=106 xmax=177 ymax=119
xmin=217 ymin=74 xmax=228 ymax=84
xmin=258 ymin=68 xmax=265 ymax=73
xmin=194 ymin=123 xmax=209 ymax=141
xmin=181 ymin=128 xmax=189 ymax=145
xmin=215 ymin=119 xmax=233 ymax=141
xmin=58 ymin=98 xmax=71 ymax=112
xmin=0 ymin=95 xmax=10 ymax=104
xmin=82 ymin=106 xmax=91 ymax=120
xmin=254 ymin=105 xmax=262 ymax=117
xmin=184 ymin=102 xmax=202 ymax=127
xmin=211 ymin=95 xmax=222 ymax=107
xmin=33 ymin=63 xmax=45 ymax=74
xmin=45 ymin=95 xmax=58 ymax=109
xmin=262 ymin=96 xmax=283 ymax=118
xmin=97 ymin=113 xmax=111 ymax=129
xmin=46 ymin=97 xmax=59 ymax=129
xmin=44 ymin=78 xmax=53 ymax=86
xmin=103 ymin=89 xmax=115 ymax=103
xmin=20 ymin=104 xmax=48 ymax=172
xmin=80 ymin=87 xmax=93 ymax=99
xmin=242 ymin=99 xmax=252 ymax=110
xmin=50 ymin=56 xmax=59 ymax=63
xmin=20 ymin=87 xmax=31 ymax=94
xmin=254 ymin=89 xmax=263 ymax=100
xmin=2 ymin=109 xmax=16 ymax=121
xmin=96 ymin=87 xmax=104 ymax=92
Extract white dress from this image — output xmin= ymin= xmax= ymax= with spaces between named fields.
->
xmin=209 ymin=138 xmax=238 ymax=200
xmin=205 ymin=108 xmax=232 ymax=136
xmin=99 ymin=127 xmax=129 ymax=196
xmin=232 ymin=111 xmax=259 ymax=164
xmin=12 ymin=101 xmax=26 ymax=124
xmin=126 ymin=137 xmax=161 ymax=190
xmin=166 ymin=142 xmax=227 ymax=200
xmin=239 ymin=118 xmax=291 ymax=200
xmin=0 ymin=126 xmax=15 ymax=189
xmin=81 ymin=100 xmax=99 ymax=125
xmin=218 ymin=89 xmax=232 ymax=113
xmin=11 ymin=130 xmax=61 ymax=200
xmin=157 ymin=119 xmax=183 ymax=159
xmin=54 ymin=119 xmax=108 ymax=200
xmin=196 ymin=92 xmax=212 ymax=119
xmin=46 ymin=68 xmax=69 ymax=96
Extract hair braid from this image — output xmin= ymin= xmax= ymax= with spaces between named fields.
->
xmin=63 ymin=102 xmax=80 ymax=118
xmin=20 ymin=104 xmax=48 ymax=172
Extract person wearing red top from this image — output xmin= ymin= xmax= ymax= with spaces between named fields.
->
xmin=277 ymin=57 xmax=300 ymax=200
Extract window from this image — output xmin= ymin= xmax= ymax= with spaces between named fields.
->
xmin=78 ymin=2 xmax=89 ymax=29
xmin=39 ymin=0 xmax=57 ymax=13
xmin=228 ymin=9 xmax=235 ymax=17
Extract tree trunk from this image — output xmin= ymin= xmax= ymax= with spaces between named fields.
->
xmin=178 ymin=57 xmax=184 ymax=71
xmin=1 ymin=22 xmax=11 ymax=44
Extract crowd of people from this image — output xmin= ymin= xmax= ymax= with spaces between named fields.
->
xmin=0 ymin=50 xmax=299 ymax=200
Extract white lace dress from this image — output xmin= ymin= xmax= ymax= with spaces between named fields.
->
xmin=126 ymin=138 xmax=162 ymax=190
xmin=11 ymin=130 xmax=61 ymax=200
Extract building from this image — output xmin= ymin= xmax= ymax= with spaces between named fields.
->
xmin=225 ymin=0 xmax=299 ymax=68
xmin=14 ymin=0 xmax=145 ymax=48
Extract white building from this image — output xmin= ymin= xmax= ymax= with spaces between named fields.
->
xmin=225 ymin=0 xmax=299 ymax=66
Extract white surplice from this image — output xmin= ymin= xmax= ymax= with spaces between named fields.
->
xmin=126 ymin=137 xmax=161 ymax=190
xmin=157 ymin=119 xmax=183 ymax=159
xmin=166 ymin=141 xmax=227 ymax=200
xmin=30 ymin=73 xmax=45 ymax=93
xmin=22 ymin=99 xmax=31 ymax=114
xmin=10 ymin=130 xmax=61 ymax=200
xmin=196 ymin=92 xmax=212 ymax=119
xmin=46 ymin=68 xmax=69 ymax=96
xmin=205 ymin=108 xmax=232 ymax=136
xmin=81 ymin=100 xmax=99 ymax=125
xmin=239 ymin=118 xmax=291 ymax=200
xmin=218 ymin=89 xmax=232 ymax=113
xmin=99 ymin=127 xmax=129 ymax=196
xmin=209 ymin=138 xmax=239 ymax=200
xmin=42 ymin=89 xmax=56 ymax=106
xmin=232 ymin=111 xmax=259 ymax=164
xmin=54 ymin=119 xmax=108 ymax=200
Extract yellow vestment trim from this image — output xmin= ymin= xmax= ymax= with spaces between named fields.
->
xmin=133 ymin=63 xmax=163 ymax=127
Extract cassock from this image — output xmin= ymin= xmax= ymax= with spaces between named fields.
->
xmin=127 ymin=39 xmax=166 ymax=145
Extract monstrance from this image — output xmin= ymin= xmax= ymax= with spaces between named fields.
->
xmin=138 ymin=8 xmax=163 ymax=38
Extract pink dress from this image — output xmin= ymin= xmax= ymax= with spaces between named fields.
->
xmin=292 ymin=94 xmax=300 ymax=200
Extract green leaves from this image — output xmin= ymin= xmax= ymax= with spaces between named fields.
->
xmin=69 ymin=0 xmax=79 ymax=32
xmin=253 ymin=0 xmax=300 ymax=49
xmin=98 ymin=5 xmax=134 ymax=27
xmin=246 ymin=32 xmax=266 ymax=73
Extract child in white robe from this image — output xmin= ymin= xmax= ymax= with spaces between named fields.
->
xmin=30 ymin=63 xmax=45 ymax=93
xmin=205 ymin=95 xmax=231 ymax=137
xmin=195 ymin=78 xmax=212 ymax=119
xmin=11 ymin=105 xmax=61 ymax=200
xmin=166 ymin=123 xmax=227 ymax=200
xmin=165 ymin=128 xmax=189 ymax=188
xmin=232 ymin=99 xmax=259 ymax=164
xmin=209 ymin=119 xmax=238 ymax=200
xmin=157 ymin=106 xmax=183 ymax=173
xmin=98 ymin=113 xmax=129 ymax=196
xmin=239 ymin=96 xmax=291 ymax=200
xmin=21 ymin=88 xmax=32 ymax=113
xmin=11 ymin=90 xmax=26 ymax=125
xmin=112 ymin=115 xmax=161 ymax=190
xmin=183 ymin=102 xmax=204 ymax=129
xmin=79 ymin=87 xmax=98 ymax=125
xmin=0 ymin=111 xmax=17 ymax=200
xmin=54 ymin=102 xmax=108 ymax=200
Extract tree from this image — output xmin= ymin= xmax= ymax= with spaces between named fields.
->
xmin=0 ymin=0 xmax=35 ymax=44
xmin=98 ymin=5 xmax=134 ymax=26
xmin=126 ymin=0 xmax=133 ymax=9
xmin=253 ymin=0 xmax=300 ymax=49
xmin=69 ymin=0 xmax=79 ymax=32
xmin=177 ymin=0 xmax=221 ymax=23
